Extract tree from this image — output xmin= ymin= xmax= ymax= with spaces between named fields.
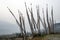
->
xmin=51 ymin=6 xmax=54 ymax=33
xmin=36 ymin=6 xmax=40 ymax=34
xmin=42 ymin=8 xmax=47 ymax=34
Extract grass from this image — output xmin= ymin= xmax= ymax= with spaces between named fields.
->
xmin=0 ymin=34 xmax=60 ymax=40
xmin=32 ymin=34 xmax=60 ymax=40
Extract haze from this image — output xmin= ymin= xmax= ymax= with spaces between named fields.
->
xmin=0 ymin=0 xmax=60 ymax=35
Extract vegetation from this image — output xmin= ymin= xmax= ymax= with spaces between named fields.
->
xmin=6 ymin=2 xmax=56 ymax=40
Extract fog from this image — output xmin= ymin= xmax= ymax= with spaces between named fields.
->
xmin=0 ymin=0 xmax=60 ymax=35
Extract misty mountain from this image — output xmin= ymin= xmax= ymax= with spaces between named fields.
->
xmin=0 ymin=21 xmax=20 ymax=35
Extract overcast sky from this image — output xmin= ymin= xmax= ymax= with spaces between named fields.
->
xmin=0 ymin=0 xmax=60 ymax=35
